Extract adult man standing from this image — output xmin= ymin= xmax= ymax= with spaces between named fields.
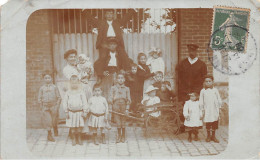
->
xmin=178 ymin=44 xmax=208 ymax=102
xmin=177 ymin=44 xmax=207 ymax=132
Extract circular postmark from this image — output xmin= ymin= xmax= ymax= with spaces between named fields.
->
xmin=207 ymin=25 xmax=257 ymax=75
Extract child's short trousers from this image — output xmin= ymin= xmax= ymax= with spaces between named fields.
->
xmin=113 ymin=99 xmax=127 ymax=128
xmin=206 ymin=120 xmax=219 ymax=130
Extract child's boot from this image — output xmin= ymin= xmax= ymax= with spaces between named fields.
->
xmin=54 ymin=126 xmax=58 ymax=136
xmin=101 ymin=133 xmax=106 ymax=144
xmin=71 ymin=132 xmax=76 ymax=146
xmin=194 ymin=129 xmax=199 ymax=141
xmin=211 ymin=130 xmax=219 ymax=143
xmin=188 ymin=130 xmax=192 ymax=142
xmin=93 ymin=133 xmax=99 ymax=145
xmin=121 ymin=128 xmax=126 ymax=143
xmin=77 ymin=133 xmax=83 ymax=145
xmin=206 ymin=130 xmax=211 ymax=142
xmin=47 ymin=130 xmax=55 ymax=142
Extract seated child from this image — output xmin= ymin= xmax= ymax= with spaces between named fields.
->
xmin=125 ymin=63 xmax=139 ymax=114
xmin=199 ymin=75 xmax=222 ymax=143
xmin=183 ymin=92 xmax=203 ymax=142
xmin=108 ymin=72 xmax=131 ymax=143
xmin=156 ymin=81 xmax=176 ymax=103
xmin=87 ymin=84 xmax=109 ymax=145
xmin=38 ymin=71 xmax=61 ymax=142
xmin=77 ymin=53 xmax=94 ymax=83
xmin=141 ymin=85 xmax=161 ymax=118
xmin=152 ymin=71 xmax=164 ymax=89
xmin=63 ymin=75 xmax=88 ymax=146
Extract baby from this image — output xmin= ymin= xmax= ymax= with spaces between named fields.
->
xmin=77 ymin=53 xmax=94 ymax=83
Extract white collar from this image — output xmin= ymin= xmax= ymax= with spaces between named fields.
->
xmin=110 ymin=51 xmax=116 ymax=56
xmin=188 ymin=57 xmax=198 ymax=64
xmin=107 ymin=20 xmax=113 ymax=24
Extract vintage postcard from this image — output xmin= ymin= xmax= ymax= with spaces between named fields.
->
xmin=0 ymin=0 xmax=259 ymax=159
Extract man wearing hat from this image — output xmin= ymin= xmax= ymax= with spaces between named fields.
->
xmin=177 ymin=44 xmax=207 ymax=132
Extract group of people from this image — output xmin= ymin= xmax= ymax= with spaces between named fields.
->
xmin=37 ymin=9 xmax=223 ymax=146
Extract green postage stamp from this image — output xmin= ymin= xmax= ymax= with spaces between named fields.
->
xmin=211 ymin=6 xmax=250 ymax=52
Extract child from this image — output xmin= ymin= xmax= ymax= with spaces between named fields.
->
xmin=108 ymin=72 xmax=131 ymax=143
xmin=199 ymin=75 xmax=222 ymax=143
xmin=63 ymin=75 xmax=88 ymax=146
xmin=183 ymin=92 xmax=203 ymax=142
xmin=156 ymin=81 xmax=176 ymax=103
xmin=152 ymin=71 xmax=164 ymax=89
xmin=125 ymin=63 xmax=139 ymax=114
xmin=141 ymin=85 xmax=161 ymax=118
xmin=38 ymin=71 xmax=61 ymax=142
xmin=146 ymin=47 xmax=165 ymax=76
xmin=136 ymin=53 xmax=154 ymax=103
xmin=77 ymin=53 xmax=94 ymax=83
xmin=87 ymin=84 xmax=109 ymax=145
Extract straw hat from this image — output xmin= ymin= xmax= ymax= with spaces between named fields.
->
xmin=145 ymin=85 xmax=159 ymax=94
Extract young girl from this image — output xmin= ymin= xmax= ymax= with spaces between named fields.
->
xmin=63 ymin=75 xmax=88 ymax=146
xmin=199 ymin=75 xmax=222 ymax=143
xmin=77 ymin=53 xmax=94 ymax=83
xmin=183 ymin=92 xmax=203 ymax=142
xmin=146 ymin=47 xmax=165 ymax=75
xmin=143 ymin=48 xmax=165 ymax=97
xmin=87 ymin=84 xmax=109 ymax=145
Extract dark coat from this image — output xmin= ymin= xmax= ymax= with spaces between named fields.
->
xmin=177 ymin=58 xmax=207 ymax=101
xmin=94 ymin=48 xmax=133 ymax=77
xmin=85 ymin=10 xmax=136 ymax=49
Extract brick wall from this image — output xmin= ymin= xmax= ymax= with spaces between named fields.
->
xmin=178 ymin=9 xmax=214 ymax=74
xmin=26 ymin=10 xmax=53 ymax=128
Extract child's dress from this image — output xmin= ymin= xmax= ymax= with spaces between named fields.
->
xmin=63 ymin=89 xmax=88 ymax=127
xmin=141 ymin=96 xmax=161 ymax=118
xmin=88 ymin=96 xmax=109 ymax=128
xmin=183 ymin=100 xmax=203 ymax=128
xmin=199 ymin=87 xmax=222 ymax=123
xmin=146 ymin=56 xmax=165 ymax=75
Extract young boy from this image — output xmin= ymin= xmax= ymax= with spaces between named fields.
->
xmin=125 ymin=63 xmax=139 ymax=114
xmin=108 ymin=72 xmax=131 ymax=143
xmin=199 ymin=75 xmax=222 ymax=143
xmin=156 ymin=81 xmax=176 ymax=103
xmin=38 ymin=71 xmax=61 ymax=142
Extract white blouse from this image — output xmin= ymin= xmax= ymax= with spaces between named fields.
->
xmin=146 ymin=57 xmax=165 ymax=75
xmin=63 ymin=90 xmax=88 ymax=112
xmin=88 ymin=96 xmax=109 ymax=114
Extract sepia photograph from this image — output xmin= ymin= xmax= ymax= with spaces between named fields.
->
xmin=0 ymin=0 xmax=259 ymax=160
xmin=26 ymin=8 xmax=229 ymax=158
